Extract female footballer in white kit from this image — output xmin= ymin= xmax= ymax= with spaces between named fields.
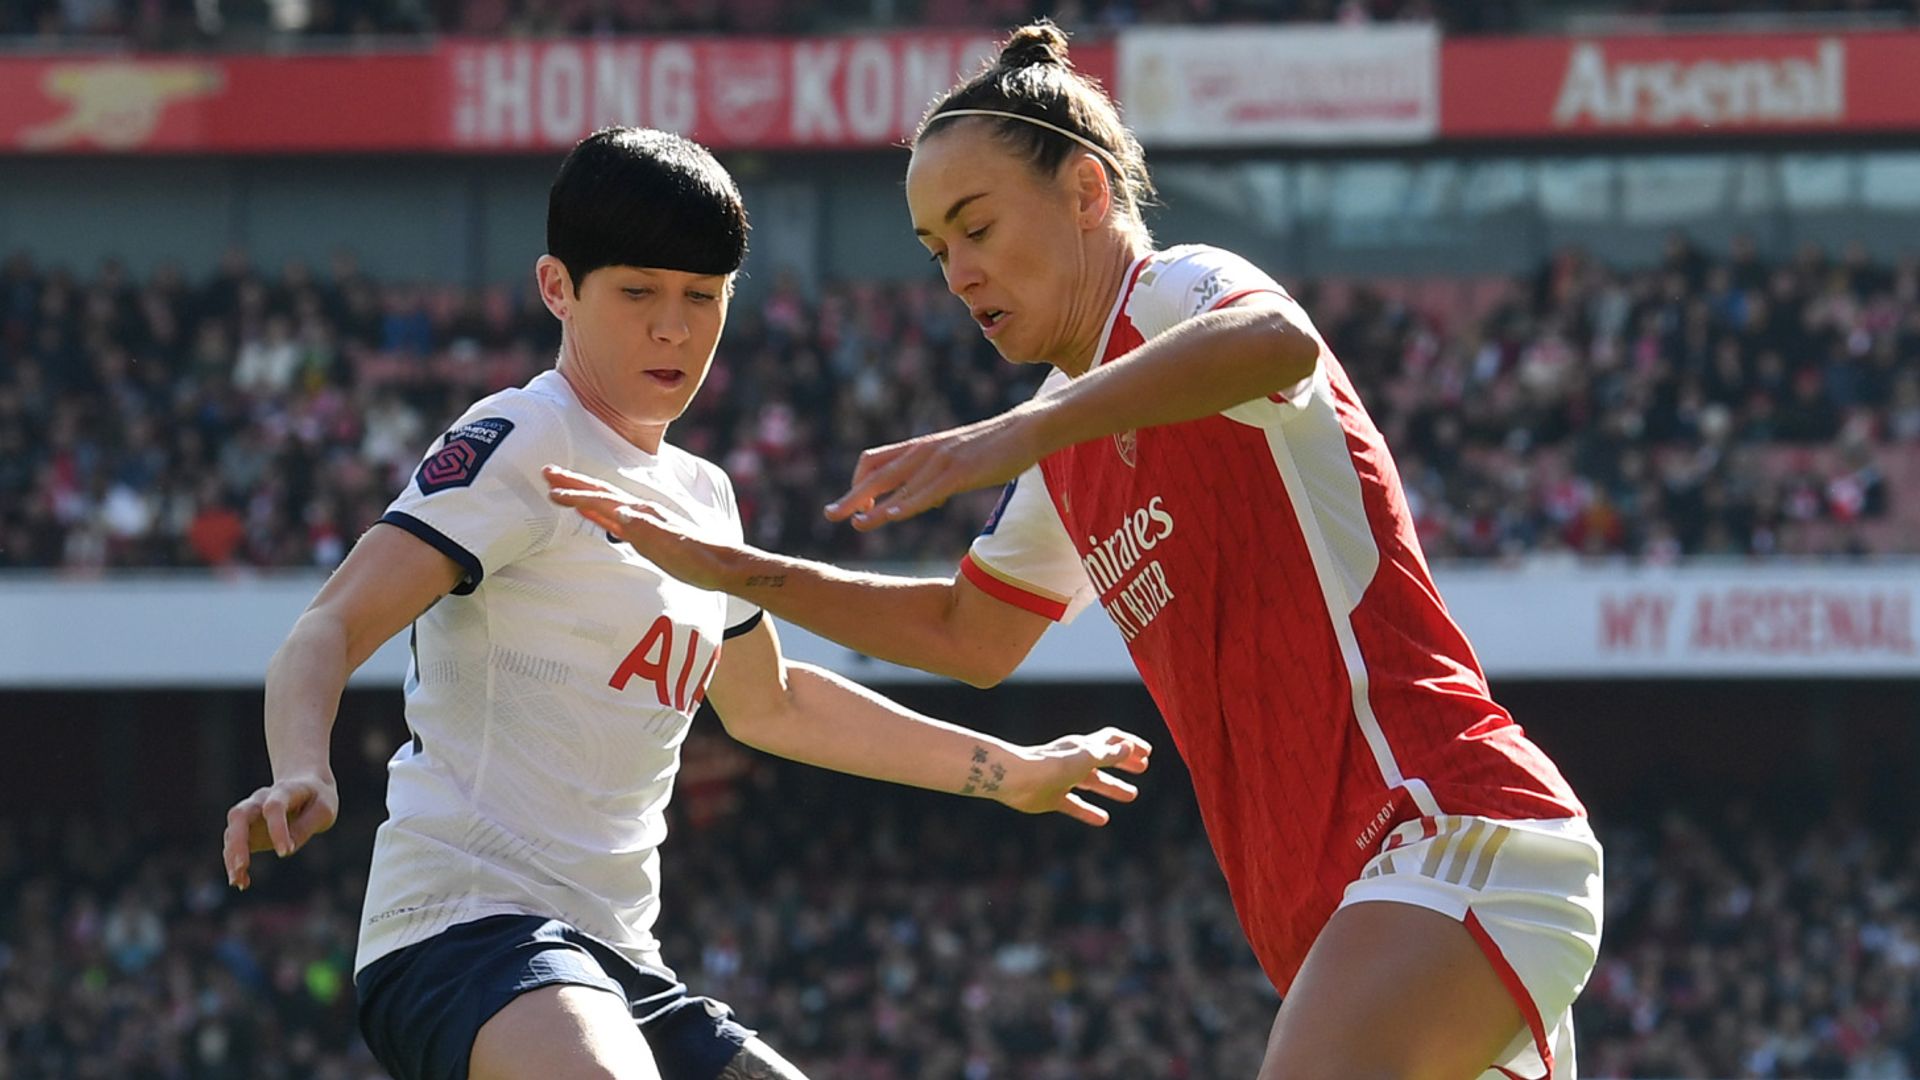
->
xmin=218 ymin=127 xmax=1152 ymax=1080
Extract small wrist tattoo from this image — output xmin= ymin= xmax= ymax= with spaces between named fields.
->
xmin=744 ymin=574 xmax=787 ymax=588
xmin=962 ymin=743 xmax=993 ymax=796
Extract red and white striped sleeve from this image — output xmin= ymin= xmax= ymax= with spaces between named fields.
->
xmin=960 ymin=465 xmax=1097 ymax=624
xmin=1124 ymin=244 xmax=1322 ymax=425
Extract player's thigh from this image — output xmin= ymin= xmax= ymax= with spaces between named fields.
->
xmin=471 ymin=984 xmax=662 ymax=1080
xmin=1259 ymin=900 xmax=1522 ymax=1080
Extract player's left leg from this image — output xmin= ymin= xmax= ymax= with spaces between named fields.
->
xmin=471 ymin=984 xmax=664 ymax=1080
xmin=715 ymin=1037 xmax=809 ymax=1079
xmin=1257 ymin=899 xmax=1522 ymax=1080
xmin=1260 ymin=815 xmax=1603 ymax=1080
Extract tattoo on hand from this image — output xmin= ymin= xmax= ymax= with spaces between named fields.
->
xmin=744 ymin=574 xmax=787 ymax=588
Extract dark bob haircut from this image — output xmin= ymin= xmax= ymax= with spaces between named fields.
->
xmin=547 ymin=127 xmax=749 ymax=291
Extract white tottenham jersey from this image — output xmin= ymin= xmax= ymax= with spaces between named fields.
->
xmin=354 ymin=368 xmax=760 ymax=975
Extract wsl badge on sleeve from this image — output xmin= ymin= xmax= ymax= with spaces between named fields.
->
xmin=415 ymin=417 xmax=515 ymax=495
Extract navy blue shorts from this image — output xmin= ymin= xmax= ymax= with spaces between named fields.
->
xmin=355 ymin=914 xmax=755 ymax=1080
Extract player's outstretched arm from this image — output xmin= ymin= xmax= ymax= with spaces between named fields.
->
xmin=546 ymin=466 xmax=1049 ymax=688
xmin=705 ymin=617 xmax=1151 ymax=826
xmin=221 ymin=524 xmax=461 ymax=889
xmin=827 ymin=295 xmax=1320 ymax=531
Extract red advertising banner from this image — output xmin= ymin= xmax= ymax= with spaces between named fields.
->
xmin=0 ymin=34 xmax=1114 ymax=154
xmin=442 ymin=33 xmax=1105 ymax=150
xmin=441 ymin=33 xmax=1121 ymax=148
xmin=1443 ymin=31 xmax=1920 ymax=138
xmin=11 ymin=29 xmax=1918 ymax=153
xmin=0 ymin=52 xmax=439 ymax=152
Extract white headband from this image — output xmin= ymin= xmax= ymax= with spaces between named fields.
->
xmin=927 ymin=108 xmax=1125 ymax=179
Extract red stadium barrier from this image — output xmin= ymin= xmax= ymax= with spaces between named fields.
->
xmin=0 ymin=51 xmax=441 ymax=152
xmin=442 ymin=33 xmax=1105 ymax=150
xmin=1442 ymin=30 xmax=1920 ymax=139
xmin=0 ymin=34 xmax=1115 ymax=153
xmin=5 ymin=27 xmax=1920 ymax=153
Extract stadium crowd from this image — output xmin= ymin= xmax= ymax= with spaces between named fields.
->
xmin=0 ymin=0 xmax=1518 ymax=44
xmin=7 ymin=0 xmax=1919 ymax=43
xmin=0 ymin=234 xmax=1914 ymax=575
xmin=3 ymin=730 xmax=1918 ymax=1079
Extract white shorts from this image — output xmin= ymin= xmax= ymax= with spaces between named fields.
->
xmin=1339 ymin=815 xmax=1604 ymax=1080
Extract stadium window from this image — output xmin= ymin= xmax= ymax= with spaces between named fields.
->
xmin=1536 ymin=158 xmax=1615 ymax=223
xmin=1155 ymin=162 xmax=1293 ymax=238
xmin=1861 ymin=152 xmax=1920 ymax=211
xmin=1619 ymin=155 xmax=1735 ymax=225
xmin=1403 ymin=160 xmax=1463 ymax=220
xmin=1326 ymin=161 xmax=1414 ymax=222
xmin=1729 ymin=154 xmax=1779 ymax=214
xmin=1237 ymin=163 xmax=1292 ymax=236
xmin=1780 ymin=153 xmax=1854 ymax=210
xmin=1458 ymin=160 xmax=1531 ymax=218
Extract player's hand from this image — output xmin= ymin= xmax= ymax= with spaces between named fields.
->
xmin=222 ymin=773 xmax=338 ymax=890
xmin=999 ymin=727 xmax=1153 ymax=827
xmin=826 ymin=407 xmax=1043 ymax=532
xmin=544 ymin=465 xmax=732 ymax=591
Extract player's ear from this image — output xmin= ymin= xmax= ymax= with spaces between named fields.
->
xmin=1070 ymin=153 xmax=1113 ymax=232
xmin=535 ymin=255 xmax=575 ymax=320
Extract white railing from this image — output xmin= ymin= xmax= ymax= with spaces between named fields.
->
xmin=2 ymin=558 xmax=1916 ymax=688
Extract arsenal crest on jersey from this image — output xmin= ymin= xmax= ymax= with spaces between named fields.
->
xmin=1113 ymin=429 xmax=1138 ymax=468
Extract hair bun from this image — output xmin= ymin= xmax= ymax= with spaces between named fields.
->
xmin=998 ymin=21 xmax=1071 ymax=70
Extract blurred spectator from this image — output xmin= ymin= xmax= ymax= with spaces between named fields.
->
xmin=0 ymin=236 xmax=1916 ymax=574
xmin=8 ymin=0 xmax=1920 ymax=44
xmin=3 ymin=734 xmax=1918 ymax=1078
xmin=1580 ymin=801 xmax=1920 ymax=1079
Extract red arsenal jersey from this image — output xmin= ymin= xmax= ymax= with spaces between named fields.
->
xmin=961 ymin=245 xmax=1584 ymax=991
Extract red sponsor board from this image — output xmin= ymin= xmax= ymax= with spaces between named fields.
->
xmin=1443 ymin=30 xmax=1920 ymax=138
xmin=443 ymin=34 xmax=1113 ymax=150
xmin=0 ymin=34 xmax=1114 ymax=154
xmin=0 ymin=52 xmax=439 ymax=152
